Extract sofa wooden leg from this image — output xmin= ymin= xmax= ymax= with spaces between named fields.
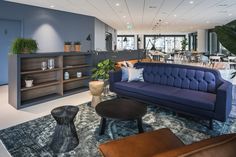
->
xmin=209 ymin=119 xmax=213 ymax=130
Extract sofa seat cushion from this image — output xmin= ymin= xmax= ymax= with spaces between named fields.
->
xmin=138 ymin=84 xmax=215 ymax=111
xmin=170 ymin=89 xmax=216 ymax=111
xmin=99 ymin=128 xmax=184 ymax=157
xmin=114 ymin=81 xmax=150 ymax=93
xmin=115 ymin=82 xmax=216 ymax=111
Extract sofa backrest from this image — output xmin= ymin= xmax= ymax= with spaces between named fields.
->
xmin=135 ymin=62 xmax=224 ymax=93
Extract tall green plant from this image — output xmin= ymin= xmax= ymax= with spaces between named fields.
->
xmin=181 ymin=38 xmax=188 ymax=51
xmin=214 ymin=20 xmax=236 ymax=55
xmin=214 ymin=20 xmax=236 ymax=78
xmin=92 ymin=59 xmax=115 ymax=80
xmin=11 ymin=38 xmax=38 ymax=54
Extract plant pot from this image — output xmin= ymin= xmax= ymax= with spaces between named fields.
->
xmin=64 ymin=45 xmax=71 ymax=52
xmin=75 ymin=45 xmax=81 ymax=52
xmin=25 ymin=80 xmax=33 ymax=88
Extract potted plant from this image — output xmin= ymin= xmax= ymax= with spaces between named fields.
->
xmin=64 ymin=41 xmax=72 ymax=52
xmin=92 ymin=59 xmax=115 ymax=81
xmin=11 ymin=38 xmax=38 ymax=54
xmin=181 ymin=38 xmax=188 ymax=51
xmin=214 ymin=20 xmax=236 ymax=78
xmin=24 ymin=76 xmax=34 ymax=88
xmin=92 ymin=59 xmax=115 ymax=96
xmin=74 ymin=41 xmax=81 ymax=52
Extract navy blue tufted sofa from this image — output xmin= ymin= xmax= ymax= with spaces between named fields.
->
xmin=109 ymin=62 xmax=232 ymax=128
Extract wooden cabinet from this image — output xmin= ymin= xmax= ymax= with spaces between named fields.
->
xmin=8 ymin=52 xmax=92 ymax=109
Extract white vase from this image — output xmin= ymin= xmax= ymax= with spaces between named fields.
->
xmin=25 ymin=80 xmax=33 ymax=88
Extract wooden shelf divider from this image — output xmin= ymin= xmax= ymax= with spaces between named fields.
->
xmin=21 ymin=68 xmax=61 ymax=75
xmin=63 ymin=76 xmax=90 ymax=83
xmin=8 ymin=52 xmax=92 ymax=109
xmin=21 ymin=81 xmax=60 ymax=91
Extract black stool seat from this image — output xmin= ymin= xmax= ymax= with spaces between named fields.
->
xmin=50 ymin=105 xmax=79 ymax=153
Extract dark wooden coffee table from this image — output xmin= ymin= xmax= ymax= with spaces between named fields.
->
xmin=50 ymin=105 xmax=79 ymax=153
xmin=95 ymin=98 xmax=147 ymax=135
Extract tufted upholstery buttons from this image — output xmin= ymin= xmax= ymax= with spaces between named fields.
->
xmin=135 ymin=63 xmax=217 ymax=93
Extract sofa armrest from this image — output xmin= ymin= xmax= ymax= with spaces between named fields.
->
xmin=109 ymin=70 xmax=122 ymax=92
xmin=215 ymin=81 xmax=232 ymax=122
xmin=152 ymin=134 xmax=236 ymax=157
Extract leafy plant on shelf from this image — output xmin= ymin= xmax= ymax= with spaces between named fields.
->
xmin=214 ymin=20 xmax=236 ymax=78
xmin=74 ymin=41 xmax=81 ymax=45
xmin=64 ymin=41 xmax=72 ymax=45
xmin=92 ymin=59 xmax=115 ymax=80
xmin=11 ymin=38 xmax=38 ymax=54
xmin=181 ymin=37 xmax=188 ymax=51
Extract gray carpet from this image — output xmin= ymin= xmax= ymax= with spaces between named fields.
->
xmin=0 ymin=97 xmax=236 ymax=157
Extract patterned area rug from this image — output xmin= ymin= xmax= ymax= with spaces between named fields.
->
xmin=0 ymin=97 xmax=236 ymax=157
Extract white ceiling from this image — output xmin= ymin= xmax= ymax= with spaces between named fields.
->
xmin=5 ymin=0 xmax=236 ymax=34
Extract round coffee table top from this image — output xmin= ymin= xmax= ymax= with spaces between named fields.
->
xmin=51 ymin=106 xmax=79 ymax=123
xmin=95 ymin=98 xmax=147 ymax=120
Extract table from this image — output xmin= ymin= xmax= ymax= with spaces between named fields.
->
xmin=95 ymin=98 xmax=147 ymax=135
xmin=89 ymin=81 xmax=104 ymax=107
xmin=50 ymin=106 xmax=79 ymax=153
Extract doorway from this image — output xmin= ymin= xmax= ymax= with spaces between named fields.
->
xmin=0 ymin=19 xmax=21 ymax=85
xmin=105 ymin=32 xmax=112 ymax=51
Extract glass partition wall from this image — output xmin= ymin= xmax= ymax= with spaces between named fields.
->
xmin=117 ymin=35 xmax=135 ymax=50
xmin=144 ymin=35 xmax=186 ymax=53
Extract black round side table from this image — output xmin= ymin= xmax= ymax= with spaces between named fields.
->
xmin=50 ymin=105 xmax=79 ymax=153
xmin=95 ymin=98 xmax=147 ymax=135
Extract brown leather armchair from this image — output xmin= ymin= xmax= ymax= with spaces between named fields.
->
xmin=99 ymin=128 xmax=236 ymax=157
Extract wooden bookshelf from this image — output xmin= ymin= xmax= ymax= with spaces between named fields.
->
xmin=9 ymin=52 xmax=92 ymax=109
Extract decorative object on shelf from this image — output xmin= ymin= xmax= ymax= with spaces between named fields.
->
xmin=64 ymin=41 xmax=72 ymax=52
xmin=47 ymin=58 xmax=55 ymax=69
xmin=74 ymin=41 xmax=81 ymax=52
xmin=11 ymin=38 xmax=38 ymax=54
xmin=64 ymin=72 xmax=70 ymax=80
xmin=214 ymin=20 xmax=236 ymax=78
xmin=24 ymin=76 xmax=34 ymax=88
xmin=76 ymin=72 xmax=82 ymax=78
xmin=181 ymin=37 xmax=188 ymax=51
xmin=41 ymin=61 xmax=47 ymax=71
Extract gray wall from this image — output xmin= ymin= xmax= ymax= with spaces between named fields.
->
xmin=94 ymin=18 xmax=117 ymax=51
xmin=0 ymin=1 xmax=116 ymax=52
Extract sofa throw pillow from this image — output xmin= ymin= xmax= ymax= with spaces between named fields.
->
xmin=121 ymin=67 xmax=129 ymax=81
xmin=121 ymin=61 xmax=128 ymax=67
xmin=126 ymin=61 xmax=134 ymax=68
xmin=128 ymin=68 xmax=144 ymax=82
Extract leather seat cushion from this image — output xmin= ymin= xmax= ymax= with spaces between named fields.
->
xmin=99 ymin=128 xmax=184 ymax=157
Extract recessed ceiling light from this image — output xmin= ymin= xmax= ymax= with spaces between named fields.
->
xmin=174 ymin=14 xmax=177 ymax=17
xmin=229 ymin=13 xmax=233 ymax=16
xmin=115 ymin=3 xmax=120 ymax=6
xmin=123 ymin=15 xmax=126 ymax=18
xmin=189 ymin=1 xmax=194 ymax=4
xmin=50 ymin=5 xmax=54 ymax=8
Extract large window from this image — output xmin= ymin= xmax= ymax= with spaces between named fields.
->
xmin=117 ymin=35 xmax=135 ymax=50
xmin=144 ymin=35 xmax=186 ymax=53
